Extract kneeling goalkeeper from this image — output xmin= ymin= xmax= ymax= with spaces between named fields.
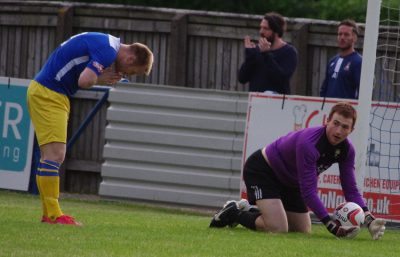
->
xmin=210 ymin=102 xmax=386 ymax=239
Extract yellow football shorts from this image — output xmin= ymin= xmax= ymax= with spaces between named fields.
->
xmin=27 ymin=80 xmax=70 ymax=146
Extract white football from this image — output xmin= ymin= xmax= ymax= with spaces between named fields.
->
xmin=334 ymin=202 xmax=365 ymax=227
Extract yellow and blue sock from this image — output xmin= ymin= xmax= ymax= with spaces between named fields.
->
xmin=37 ymin=159 xmax=63 ymax=220
xmin=36 ymin=175 xmax=48 ymax=218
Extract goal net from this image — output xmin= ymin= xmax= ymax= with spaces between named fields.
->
xmin=364 ymin=0 xmax=400 ymax=222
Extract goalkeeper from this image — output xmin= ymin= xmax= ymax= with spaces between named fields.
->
xmin=210 ymin=102 xmax=386 ymax=239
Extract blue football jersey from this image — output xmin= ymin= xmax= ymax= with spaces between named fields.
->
xmin=35 ymin=32 xmax=120 ymax=96
xmin=320 ymin=52 xmax=362 ymax=99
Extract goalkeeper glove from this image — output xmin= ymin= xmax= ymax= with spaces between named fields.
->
xmin=364 ymin=213 xmax=386 ymax=240
xmin=325 ymin=219 xmax=360 ymax=239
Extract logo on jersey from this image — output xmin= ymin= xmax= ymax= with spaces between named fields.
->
xmin=344 ymin=62 xmax=351 ymax=71
xmin=317 ymin=164 xmax=331 ymax=174
xmin=334 ymin=149 xmax=341 ymax=159
xmin=92 ymin=61 xmax=104 ymax=73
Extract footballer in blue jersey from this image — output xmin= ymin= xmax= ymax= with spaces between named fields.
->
xmin=320 ymin=20 xmax=362 ymax=100
xmin=35 ymin=32 xmax=121 ymax=96
xmin=210 ymin=102 xmax=386 ymax=240
xmin=27 ymin=32 xmax=153 ymax=226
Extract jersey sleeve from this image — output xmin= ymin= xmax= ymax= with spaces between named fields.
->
xmin=87 ymin=46 xmax=117 ymax=76
xmin=238 ymin=47 xmax=260 ymax=84
xmin=339 ymin=143 xmax=367 ymax=208
xmin=351 ymin=56 xmax=362 ymax=98
xmin=320 ymin=61 xmax=330 ymax=97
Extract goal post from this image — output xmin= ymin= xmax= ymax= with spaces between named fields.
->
xmin=354 ymin=0 xmax=382 ymax=194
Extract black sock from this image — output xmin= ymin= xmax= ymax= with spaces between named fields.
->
xmin=237 ymin=211 xmax=262 ymax=230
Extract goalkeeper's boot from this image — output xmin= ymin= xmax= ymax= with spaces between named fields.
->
xmin=209 ymin=201 xmax=239 ymax=228
xmin=227 ymin=199 xmax=260 ymax=228
xmin=54 ymin=215 xmax=82 ymax=226
xmin=237 ymin=199 xmax=259 ymax=213
xmin=224 ymin=200 xmax=240 ymax=228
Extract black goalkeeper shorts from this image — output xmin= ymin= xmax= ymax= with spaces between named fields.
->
xmin=243 ymin=149 xmax=308 ymax=213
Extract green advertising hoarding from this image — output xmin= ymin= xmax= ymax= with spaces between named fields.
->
xmin=0 ymin=77 xmax=34 ymax=190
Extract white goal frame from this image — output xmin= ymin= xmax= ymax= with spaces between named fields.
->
xmin=354 ymin=0 xmax=382 ymax=194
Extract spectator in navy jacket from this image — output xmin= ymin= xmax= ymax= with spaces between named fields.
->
xmin=320 ymin=19 xmax=362 ymax=99
xmin=238 ymin=12 xmax=298 ymax=94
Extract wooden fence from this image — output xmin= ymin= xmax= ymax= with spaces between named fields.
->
xmin=63 ymin=89 xmax=108 ymax=194
xmin=0 ymin=0 xmax=367 ymax=96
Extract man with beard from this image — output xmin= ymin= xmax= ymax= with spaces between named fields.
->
xmin=320 ymin=20 xmax=362 ymax=99
xmin=238 ymin=12 xmax=298 ymax=94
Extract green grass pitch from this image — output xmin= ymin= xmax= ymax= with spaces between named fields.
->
xmin=0 ymin=190 xmax=399 ymax=257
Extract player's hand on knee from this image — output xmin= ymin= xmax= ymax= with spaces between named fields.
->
xmin=326 ymin=220 xmax=360 ymax=238
xmin=364 ymin=213 xmax=386 ymax=240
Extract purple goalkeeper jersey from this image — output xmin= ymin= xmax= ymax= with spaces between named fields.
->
xmin=265 ymin=126 xmax=366 ymax=220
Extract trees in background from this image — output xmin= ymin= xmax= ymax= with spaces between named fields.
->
xmin=76 ymin=0 xmax=367 ymax=22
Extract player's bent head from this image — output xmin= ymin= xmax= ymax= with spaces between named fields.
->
xmin=129 ymin=43 xmax=154 ymax=76
xmin=329 ymin=102 xmax=357 ymax=129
